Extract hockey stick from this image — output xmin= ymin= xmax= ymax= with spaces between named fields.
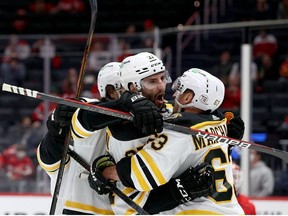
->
xmin=49 ymin=0 xmax=98 ymax=214
xmin=2 ymin=82 xmax=288 ymax=164
xmin=67 ymin=149 xmax=149 ymax=215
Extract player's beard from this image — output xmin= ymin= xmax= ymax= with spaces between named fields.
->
xmin=143 ymin=90 xmax=165 ymax=109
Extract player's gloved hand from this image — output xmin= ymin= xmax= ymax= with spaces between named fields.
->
xmin=53 ymin=103 xmax=77 ymax=127
xmin=46 ymin=113 xmax=69 ymax=144
xmin=118 ymin=91 xmax=163 ymax=135
xmin=88 ymin=155 xmax=116 ymax=195
xmin=225 ymin=111 xmax=245 ymax=140
xmin=169 ymin=162 xmax=214 ymax=204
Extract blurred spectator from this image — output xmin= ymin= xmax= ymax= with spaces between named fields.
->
xmin=124 ymin=24 xmax=142 ymax=48
xmin=5 ymin=115 xmax=46 ymax=160
xmin=230 ymin=61 xmax=259 ymax=92
xmin=126 ymin=24 xmax=136 ymax=34
xmin=230 ymin=61 xmax=258 ymax=82
xmin=253 ymin=29 xmax=278 ymax=59
xmin=87 ymin=41 xmax=112 ymax=73
xmin=0 ymin=144 xmax=35 ymax=181
xmin=143 ymin=37 xmax=154 ymax=49
xmin=232 ymin=162 xmax=256 ymax=215
xmin=210 ymin=50 xmax=233 ymax=86
xmin=0 ymin=57 xmax=26 ymax=86
xmin=143 ymin=18 xmax=155 ymax=32
xmin=6 ymin=116 xmax=33 ymax=147
xmin=279 ymin=56 xmax=288 ymax=80
xmin=276 ymin=113 xmax=288 ymax=138
xmin=32 ymin=101 xmax=58 ymax=123
xmin=250 ymin=150 xmax=274 ymax=197
xmin=117 ymin=40 xmax=133 ymax=62
xmin=256 ymin=54 xmax=279 ymax=91
xmin=82 ymin=81 xmax=101 ymax=100
xmin=30 ymin=38 xmax=57 ymax=69
xmin=220 ymin=77 xmax=241 ymax=110
xmin=60 ymin=67 xmax=78 ymax=98
xmin=277 ymin=0 xmax=288 ymax=19
xmin=4 ymin=35 xmax=31 ymax=61
xmin=141 ymin=19 xmax=155 ymax=49
xmin=252 ymin=0 xmax=273 ymax=20
xmin=52 ymin=0 xmax=85 ymax=14
xmin=12 ymin=9 xmax=29 ymax=33
xmin=28 ymin=0 xmax=55 ymax=15
xmin=32 ymin=87 xmax=59 ymax=123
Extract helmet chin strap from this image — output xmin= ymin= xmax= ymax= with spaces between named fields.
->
xmin=116 ymin=89 xmax=122 ymax=99
xmin=174 ymin=91 xmax=194 ymax=113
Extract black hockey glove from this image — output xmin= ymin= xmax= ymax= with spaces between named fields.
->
xmin=88 ymin=155 xmax=116 ymax=195
xmin=227 ymin=115 xmax=245 ymax=140
xmin=53 ymin=103 xmax=77 ymax=127
xmin=169 ymin=162 xmax=214 ymax=204
xmin=46 ymin=113 xmax=69 ymax=144
xmin=118 ymin=91 xmax=163 ymax=135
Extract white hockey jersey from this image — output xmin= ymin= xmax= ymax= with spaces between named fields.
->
xmin=116 ymin=112 xmax=244 ymax=215
xmin=37 ymin=100 xmax=114 ymax=215
xmin=104 ymin=103 xmax=174 ymax=214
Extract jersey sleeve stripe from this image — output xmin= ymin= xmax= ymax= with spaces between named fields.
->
xmin=175 ymin=209 xmax=222 ymax=215
xmin=71 ymin=126 xmax=83 ymax=139
xmin=37 ymin=144 xmax=70 ymax=173
xmin=131 ymin=156 xmax=150 ymax=191
xmin=64 ymin=200 xmax=114 ymax=215
xmin=122 ymin=187 xmax=135 ymax=195
xmin=191 ymin=118 xmax=226 ymax=129
xmin=138 ymin=150 xmax=167 ymax=185
xmin=124 ymin=191 xmax=147 ymax=215
xmin=71 ymin=109 xmax=94 ymax=139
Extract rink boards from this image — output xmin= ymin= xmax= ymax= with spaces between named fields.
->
xmin=0 ymin=194 xmax=287 ymax=215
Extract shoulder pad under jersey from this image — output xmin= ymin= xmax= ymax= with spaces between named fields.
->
xmin=166 ymin=111 xmax=224 ymax=128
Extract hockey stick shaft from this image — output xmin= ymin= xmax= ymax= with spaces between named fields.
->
xmin=67 ymin=149 xmax=149 ymax=215
xmin=2 ymin=82 xmax=288 ymax=164
xmin=2 ymin=84 xmax=148 ymax=214
xmin=49 ymin=0 xmax=98 ymax=214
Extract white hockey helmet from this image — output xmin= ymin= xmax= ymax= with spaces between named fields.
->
xmin=97 ymin=62 xmax=121 ymax=98
xmin=120 ymin=52 xmax=167 ymax=91
xmin=172 ymin=68 xmax=225 ymax=112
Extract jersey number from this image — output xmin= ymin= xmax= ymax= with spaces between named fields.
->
xmin=204 ymin=147 xmax=233 ymax=203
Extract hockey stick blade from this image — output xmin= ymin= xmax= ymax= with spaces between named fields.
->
xmin=67 ymin=149 xmax=149 ymax=215
xmin=2 ymin=83 xmax=288 ymax=164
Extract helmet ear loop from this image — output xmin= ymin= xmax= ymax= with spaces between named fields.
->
xmin=114 ymin=83 xmax=124 ymax=99
xmin=174 ymin=91 xmax=184 ymax=113
xmin=127 ymin=82 xmax=141 ymax=93
xmin=174 ymin=90 xmax=195 ymax=112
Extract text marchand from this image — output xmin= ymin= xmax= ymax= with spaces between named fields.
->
xmin=193 ymin=125 xmax=251 ymax=150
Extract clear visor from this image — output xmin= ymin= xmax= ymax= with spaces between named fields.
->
xmin=140 ymin=70 xmax=172 ymax=90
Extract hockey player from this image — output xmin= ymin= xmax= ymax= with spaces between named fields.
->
xmin=88 ymin=67 xmax=245 ymax=214
xmin=37 ymin=62 xmax=121 ymax=214
xmin=38 ymin=60 xmax=215 ymax=214
xmin=72 ymin=52 xmax=244 ymax=214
